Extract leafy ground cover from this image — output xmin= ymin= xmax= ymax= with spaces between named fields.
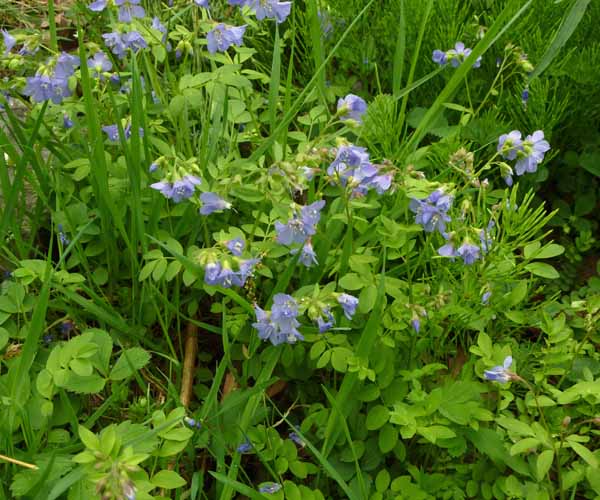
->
xmin=0 ymin=0 xmax=599 ymax=499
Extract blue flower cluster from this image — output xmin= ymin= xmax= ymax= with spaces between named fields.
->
xmin=275 ymin=200 xmax=326 ymax=246
xmin=90 ymin=0 xmax=145 ymax=23
xmin=204 ymin=258 xmax=259 ymax=288
xmin=229 ymin=0 xmax=292 ymax=23
xmin=433 ymin=42 xmax=481 ymax=68
xmin=253 ymin=294 xmax=304 ymax=345
xmin=207 ymin=24 xmax=247 ymax=54
xmin=409 ymin=190 xmax=453 ymax=237
xmin=102 ymin=122 xmax=144 ymax=142
xmin=102 ymin=31 xmax=148 ymax=59
xmin=150 ymin=175 xmax=202 ymax=203
xmin=497 ymin=130 xmax=551 ymax=185
xmin=23 ymin=53 xmax=79 ymax=104
xmin=327 ymin=144 xmax=392 ymax=197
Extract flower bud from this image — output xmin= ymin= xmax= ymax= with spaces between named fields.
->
xmin=561 ymin=416 xmax=571 ymax=427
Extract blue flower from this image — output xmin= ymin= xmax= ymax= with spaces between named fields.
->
xmin=432 ymin=49 xmax=447 ymax=65
xmin=514 ymin=130 xmax=550 ymax=176
xmin=249 ymin=0 xmax=292 ymax=23
xmin=328 ymin=144 xmax=370 ymax=179
xmin=23 ymin=74 xmax=71 ymax=104
xmin=103 ymin=31 xmax=147 ymax=59
xmin=253 ymin=294 xmax=304 ymax=345
xmin=275 ymin=200 xmax=325 ymax=246
xmin=409 ymin=190 xmax=453 ymax=237
xmin=297 ymin=241 xmax=318 ymax=267
xmin=194 ymin=0 xmax=209 ymax=6
xmin=456 ymin=241 xmax=480 ymax=265
xmin=63 ymin=114 xmax=74 ymax=129
xmin=200 ymin=192 xmax=232 ymax=215
xmin=102 ymin=123 xmax=144 ymax=142
xmin=225 ymin=237 xmax=245 ymax=256
xmin=150 ymin=175 xmax=201 ymax=203
xmin=411 ymin=317 xmax=420 ymax=333
xmin=206 ymin=24 xmax=246 ymax=54
xmin=289 ymin=431 xmax=305 ymax=447
xmin=88 ymin=0 xmax=107 ymax=11
xmin=437 ymin=242 xmax=456 ymax=259
xmin=337 ymin=293 xmax=358 ymax=320
xmin=258 ymin=483 xmax=282 ymax=494
xmin=148 ymin=162 xmax=159 ymax=173
xmin=115 ymin=0 xmax=145 ymax=23
xmin=484 ymin=356 xmax=514 ymax=383
xmin=184 ymin=416 xmax=202 ymax=429
xmin=481 ymin=291 xmax=492 ymax=305
xmin=337 ymin=94 xmax=367 ymax=124
xmin=521 ymin=88 xmax=529 ymax=107
xmin=2 ymin=29 xmax=16 ymax=55
xmin=58 ymin=224 xmax=70 ymax=245
xmin=236 ymin=439 xmax=252 ymax=453
xmin=433 ymin=42 xmax=481 ymax=68
xmin=87 ymin=51 xmax=112 ymax=79
xmin=54 ymin=52 xmax=80 ymax=80
xmin=317 ymin=308 xmax=335 ymax=332
xmin=498 ymin=130 xmax=523 ymax=161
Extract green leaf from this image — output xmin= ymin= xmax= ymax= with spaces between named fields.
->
xmin=366 ymin=405 xmax=390 ymax=431
xmin=63 ymin=373 xmax=106 ymax=394
xmin=109 ymin=347 xmax=151 ymax=381
xmin=510 ymin=437 xmax=541 ymax=456
xmin=417 ymin=425 xmax=456 ymax=443
xmin=339 ymin=273 xmax=366 ymax=291
xmin=536 ymin=449 xmax=554 ymax=480
xmin=78 ymin=426 xmax=100 ymax=451
xmin=569 ymin=441 xmax=599 ymax=468
xmin=536 ymin=244 xmax=565 ymax=259
xmin=151 ymin=470 xmax=187 ymax=489
xmin=378 ymin=424 xmax=398 ymax=453
xmin=523 ymin=241 xmax=541 ymax=259
xmin=524 ymin=262 xmax=559 ymax=279
xmin=497 ymin=417 xmax=535 ymax=437
xmin=528 ymin=0 xmax=592 ymax=81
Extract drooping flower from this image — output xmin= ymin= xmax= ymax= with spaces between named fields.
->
xmin=521 ymin=87 xmax=529 ymax=107
xmin=437 ymin=241 xmax=456 ymax=259
xmin=456 ymin=241 xmax=480 ymax=265
xmin=337 ymin=293 xmax=358 ymax=320
xmin=200 ymin=192 xmax=232 ymax=215
xmin=236 ymin=439 xmax=252 ymax=453
xmin=150 ymin=175 xmax=201 ymax=203
xmin=481 ymin=291 xmax=492 ymax=305
xmin=206 ymin=24 xmax=246 ymax=54
xmin=194 ymin=0 xmax=209 ymax=6
xmin=289 ymin=431 xmax=305 ymax=447
xmin=101 ymin=123 xmax=144 ymax=142
xmin=248 ymin=0 xmax=292 ymax=23
xmin=484 ymin=356 xmax=514 ymax=383
xmin=337 ymin=94 xmax=367 ymax=124
xmin=409 ymin=190 xmax=453 ymax=237
xmin=317 ymin=308 xmax=334 ymax=332
xmin=258 ymin=483 xmax=282 ymax=494
xmin=87 ymin=51 xmax=112 ymax=79
xmin=411 ymin=317 xmax=420 ymax=333
xmin=115 ymin=0 xmax=145 ymax=23
xmin=103 ymin=31 xmax=147 ymax=59
xmin=183 ymin=416 xmax=202 ymax=429
xmin=63 ymin=114 xmax=74 ymax=129
xmin=297 ymin=241 xmax=318 ymax=267
xmin=2 ymin=29 xmax=16 ymax=55
xmin=225 ymin=237 xmax=245 ymax=256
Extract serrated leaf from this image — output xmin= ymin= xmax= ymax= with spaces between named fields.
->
xmin=109 ymin=347 xmax=151 ymax=381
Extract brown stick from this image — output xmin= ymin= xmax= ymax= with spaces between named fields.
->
xmin=180 ymin=322 xmax=199 ymax=408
